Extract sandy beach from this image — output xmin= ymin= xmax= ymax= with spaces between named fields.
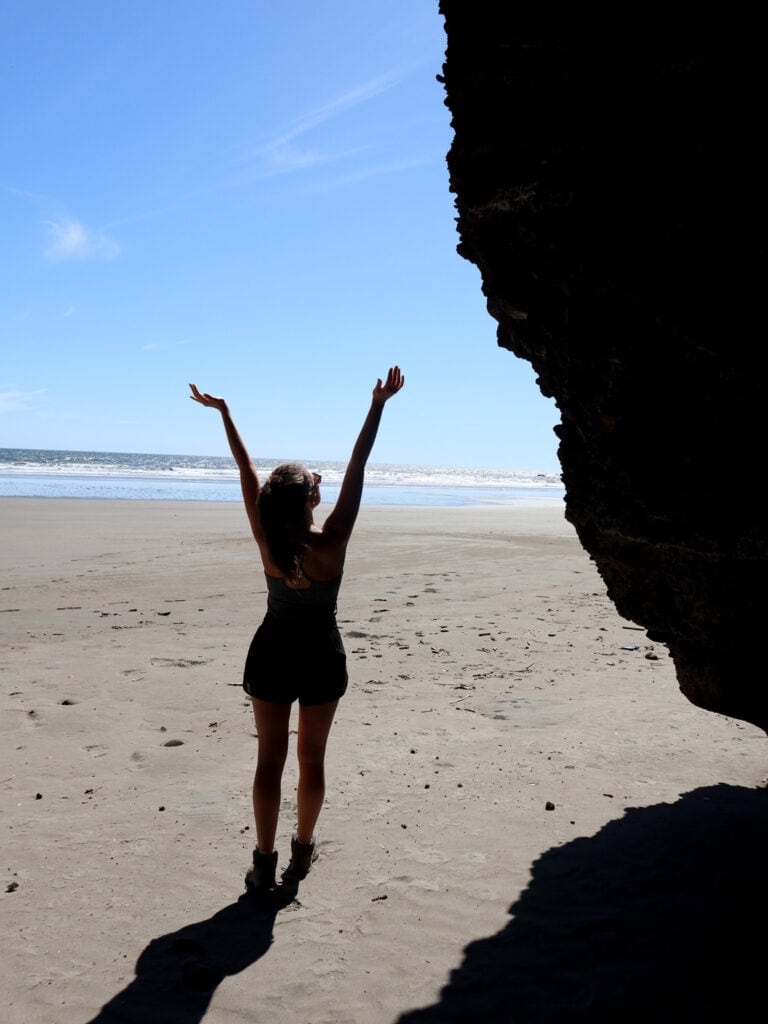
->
xmin=1 ymin=498 xmax=765 ymax=1023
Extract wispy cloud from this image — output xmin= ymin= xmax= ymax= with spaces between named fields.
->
xmin=233 ymin=70 xmax=406 ymax=180
xmin=0 ymin=388 xmax=47 ymax=413
xmin=9 ymin=69 xmax=410 ymax=240
xmin=3 ymin=186 xmax=122 ymax=260
xmin=296 ymin=154 xmax=434 ymax=195
xmin=44 ymin=218 xmax=120 ymax=261
xmin=1 ymin=183 xmax=51 ymax=203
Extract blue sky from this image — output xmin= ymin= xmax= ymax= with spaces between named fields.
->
xmin=1 ymin=1 xmax=561 ymax=471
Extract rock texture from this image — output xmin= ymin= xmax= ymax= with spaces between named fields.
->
xmin=438 ymin=9 xmax=767 ymax=732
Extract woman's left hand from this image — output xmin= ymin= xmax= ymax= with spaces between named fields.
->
xmin=372 ymin=366 xmax=405 ymax=405
xmin=189 ymin=383 xmax=227 ymax=412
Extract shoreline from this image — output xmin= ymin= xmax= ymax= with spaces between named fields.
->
xmin=0 ymin=486 xmax=566 ymax=508
xmin=2 ymin=498 xmax=764 ymax=1022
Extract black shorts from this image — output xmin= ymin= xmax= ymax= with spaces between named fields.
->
xmin=242 ymin=612 xmax=348 ymax=707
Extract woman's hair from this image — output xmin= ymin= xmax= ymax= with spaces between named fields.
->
xmin=257 ymin=463 xmax=314 ymax=578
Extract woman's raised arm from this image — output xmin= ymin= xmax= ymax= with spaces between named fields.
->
xmin=189 ymin=383 xmax=262 ymax=540
xmin=323 ymin=366 xmax=405 ymax=544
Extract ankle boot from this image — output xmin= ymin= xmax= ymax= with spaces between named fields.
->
xmin=245 ymin=848 xmax=278 ymax=892
xmin=281 ymin=835 xmax=318 ymax=884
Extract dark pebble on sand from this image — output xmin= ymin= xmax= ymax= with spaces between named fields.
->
xmin=35 ymin=793 xmax=42 ymax=800
xmin=6 ymin=882 xmax=19 ymax=893
xmin=545 ymin=801 xmax=555 ymax=811
xmin=164 ymin=739 xmax=184 ymax=747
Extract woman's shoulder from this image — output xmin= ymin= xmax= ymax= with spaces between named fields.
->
xmin=302 ymin=531 xmax=345 ymax=580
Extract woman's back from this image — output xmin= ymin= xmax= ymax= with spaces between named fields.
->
xmin=264 ymin=571 xmax=342 ymax=621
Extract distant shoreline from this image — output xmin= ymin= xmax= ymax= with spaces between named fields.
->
xmin=0 ymin=471 xmax=565 ymax=508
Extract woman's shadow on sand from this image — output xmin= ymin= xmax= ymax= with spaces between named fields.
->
xmin=398 ymin=782 xmax=767 ymax=1024
xmin=86 ymin=881 xmax=301 ymax=1024
xmin=85 ymin=784 xmax=766 ymax=1024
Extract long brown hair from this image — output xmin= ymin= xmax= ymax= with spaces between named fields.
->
xmin=257 ymin=463 xmax=314 ymax=578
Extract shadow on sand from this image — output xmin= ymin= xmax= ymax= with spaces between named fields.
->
xmin=398 ymin=783 xmax=767 ymax=1024
xmin=86 ymin=881 xmax=301 ymax=1024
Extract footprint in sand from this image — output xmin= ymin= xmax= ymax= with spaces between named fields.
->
xmin=150 ymin=657 xmax=210 ymax=668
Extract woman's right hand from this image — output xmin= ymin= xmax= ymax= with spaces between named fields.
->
xmin=189 ymin=383 xmax=228 ymax=412
xmin=372 ymin=366 xmax=405 ymax=405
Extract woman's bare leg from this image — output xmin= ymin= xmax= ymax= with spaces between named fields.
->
xmin=295 ymin=700 xmax=339 ymax=844
xmin=251 ymin=698 xmax=291 ymax=853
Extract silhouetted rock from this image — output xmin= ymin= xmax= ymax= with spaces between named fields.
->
xmin=438 ymin=8 xmax=767 ymax=731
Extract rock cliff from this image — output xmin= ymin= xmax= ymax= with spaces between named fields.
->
xmin=438 ymin=9 xmax=767 ymax=731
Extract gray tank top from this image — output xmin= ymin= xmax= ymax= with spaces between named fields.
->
xmin=264 ymin=572 xmax=342 ymax=622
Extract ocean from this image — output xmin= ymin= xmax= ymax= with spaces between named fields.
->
xmin=0 ymin=448 xmax=565 ymax=508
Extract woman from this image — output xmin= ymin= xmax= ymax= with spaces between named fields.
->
xmin=189 ymin=367 xmax=404 ymax=892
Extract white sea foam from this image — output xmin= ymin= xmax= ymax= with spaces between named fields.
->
xmin=0 ymin=448 xmax=564 ymax=506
